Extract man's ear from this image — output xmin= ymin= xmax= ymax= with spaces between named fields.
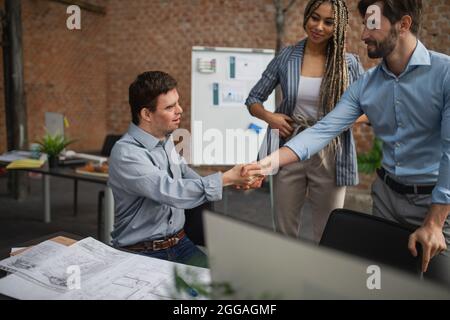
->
xmin=399 ymin=15 xmax=413 ymax=35
xmin=140 ymin=108 xmax=153 ymax=123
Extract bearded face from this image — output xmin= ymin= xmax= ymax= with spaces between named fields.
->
xmin=364 ymin=24 xmax=399 ymax=59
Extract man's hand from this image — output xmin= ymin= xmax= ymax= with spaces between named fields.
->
xmin=241 ymin=161 xmax=274 ymax=178
xmin=408 ymin=204 xmax=449 ymax=272
xmin=222 ymin=164 xmax=262 ymax=188
xmin=266 ymin=113 xmax=294 ymax=139
xmin=235 ymin=170 xmax=265 ymax=190
xmin=408 ymin=224 xmax=447 ymax=273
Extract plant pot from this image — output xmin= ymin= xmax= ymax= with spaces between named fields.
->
xmin=48 ymin=155 xmax=59 ymax=168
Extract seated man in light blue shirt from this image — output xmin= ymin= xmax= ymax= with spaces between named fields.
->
xmin=244 ymin=0 xmax=449 ymax=273
xmin=108 ymin=71 xmax=259 ymax=268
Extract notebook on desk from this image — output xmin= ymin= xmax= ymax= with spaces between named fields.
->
xmin=6 ymin=159 xmax=46 ymax=170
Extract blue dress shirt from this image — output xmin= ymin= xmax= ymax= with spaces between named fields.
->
xmin=108 ymin=123 xmax=223 ymax=247
xmin=285 ymin=41 xmax=450 ymax=205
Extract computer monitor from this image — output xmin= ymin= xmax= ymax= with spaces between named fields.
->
xmin=203 ymin=210 xmax=450 ymax=299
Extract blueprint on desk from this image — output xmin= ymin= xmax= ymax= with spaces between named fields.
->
xmin=0 ymin=237 xmax=211 ymax=300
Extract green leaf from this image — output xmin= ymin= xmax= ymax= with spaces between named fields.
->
xmin=357 ymin=138 xmax=383 ymax=174
xmin=35 ymin=132 xmax=76 ymax=157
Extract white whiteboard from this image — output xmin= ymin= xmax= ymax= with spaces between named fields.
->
xmin=191 ymin=46 xmax=276 ymax=165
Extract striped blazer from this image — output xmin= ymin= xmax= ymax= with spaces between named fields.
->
xmin=245 ymin=39 xmax=365 ymax=186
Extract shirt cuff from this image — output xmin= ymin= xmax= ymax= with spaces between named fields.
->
xmin=201 ymin=172 xmax=223 ymax=202
xmin=245 ymin=97 xmax=262 ymax=107
xmin=432 ymin=186 xmax=450 ymax=204
xmin=284 ymin=139 xmax=310 ymax=161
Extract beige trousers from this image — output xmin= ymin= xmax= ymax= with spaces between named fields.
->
xmin=273 ymin=150 xmax=346 ymax=243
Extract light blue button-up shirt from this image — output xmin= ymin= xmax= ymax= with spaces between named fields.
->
xmin=108 ymin=123 xmax=223 ymax=247
xmin=285 ymin=41 xmax=450 ymax=205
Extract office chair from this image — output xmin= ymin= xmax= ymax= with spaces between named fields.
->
xmin=100 ymin=134 xmax=123 ymax=158
xmin=96 ymin=135 xmax=122 ymax=238
xmin=426 ymin=252 xmax=450 ymax=288
xmin=71 ymin=134 xmax=122 ymax=217
xmin=320 ymin=209 xmax=450 ymax=288
xmin=185 ymin=203 xmax=211 ymax=246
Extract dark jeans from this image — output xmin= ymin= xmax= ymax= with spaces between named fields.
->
xmin=138 ymin=236 xmax=208 ymax=268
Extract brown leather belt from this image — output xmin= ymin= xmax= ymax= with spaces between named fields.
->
xmin=123 ymin=229 xmax=185 ymax=252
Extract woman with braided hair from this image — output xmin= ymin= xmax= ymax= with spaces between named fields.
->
xmin=246 ymin=0 xmax=365 ymax=243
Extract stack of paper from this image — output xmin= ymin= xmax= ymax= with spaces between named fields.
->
xmin=0 ymin=150 xmax=33 ymax=162
xmin=0 ymin=237 xmax=211 ymax=300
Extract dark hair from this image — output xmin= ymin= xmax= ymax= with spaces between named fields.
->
xmin=358 ymin=0 xmax=422 ymax=35
xmin=128 ymin=71 xmax=177 ymax=125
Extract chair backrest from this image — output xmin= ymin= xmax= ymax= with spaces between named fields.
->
xmin=320 ymin=209 xmax=421 ymax=275
xmin=426 ymin=252 xmax=450 ymax=288
xmin=101 ymin=134 xmax=122 ymax=157
xmin=320 ymin=209 xmax=450 ymax=288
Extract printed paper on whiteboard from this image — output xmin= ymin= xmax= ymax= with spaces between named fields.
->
xmin=197 ymin=57 xmax=217 ymax=74
xmin=235 ymin=57 xmax=261 ymax=80
xmin=219 ymin=82 xmax=247 ymax=107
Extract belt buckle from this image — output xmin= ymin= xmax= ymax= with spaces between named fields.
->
xmin=167 ymin=236 xmax=180 ymax=248
xmin=152 ymin=240 xmax=165 ymax=251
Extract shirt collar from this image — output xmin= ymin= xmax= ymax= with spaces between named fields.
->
xmin=407 ymin=40 xmax=431 ymax=66
xmin=127 ymin=123 xmax=165 ymax=151
xmin=381 ymin=40 xmax=431 ymax=75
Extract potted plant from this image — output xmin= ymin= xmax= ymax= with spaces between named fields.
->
xmin=36 ymin=133 xmax=75 ymax=168
xmin=357 ymin=138 xmax=383 ymax=174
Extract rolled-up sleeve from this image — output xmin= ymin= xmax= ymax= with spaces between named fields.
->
xmin=284 ymin=80 xmax=363 ymax=160
xmin=432 ymin=73 xmax=450 ymax=204
xmin=245 ymin=47 xmax=288 ymax=107
xmin=110 ymin=150 xmax=223 ymax=210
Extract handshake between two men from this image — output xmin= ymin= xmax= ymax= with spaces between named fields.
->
xmin=221 ymin=156 xmax=277 ymax=190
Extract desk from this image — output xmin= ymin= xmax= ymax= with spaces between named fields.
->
xmin=0 ymin=232 xmax=82 ymax=262
xmin=0 ymin=232 xmax=83 ymax=297
xmin=16 ymin=166 xmax=114 ymax=243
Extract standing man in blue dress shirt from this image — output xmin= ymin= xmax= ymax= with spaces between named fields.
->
xmin=108 ymin=71 xmax=260 ymax=267
xmin=244 ymin=0 xmax=450 ymax=272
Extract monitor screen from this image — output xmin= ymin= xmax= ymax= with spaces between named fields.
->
xmin=203 ymin=210 xmax=450 ymax=299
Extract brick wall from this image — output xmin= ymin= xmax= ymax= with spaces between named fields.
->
xmin=0 ymin=0 xmax=448 ymax=156
xmin=104 ymin=0 xmax=449 ymax=154
xmin=105 ymin=0 xmax=280 ymax=135
xmin=0 ymin=0 xmax=108 ymax=154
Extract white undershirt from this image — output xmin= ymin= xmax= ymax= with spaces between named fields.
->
xmin=293 ymin=76 xmax=323 ymax=120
